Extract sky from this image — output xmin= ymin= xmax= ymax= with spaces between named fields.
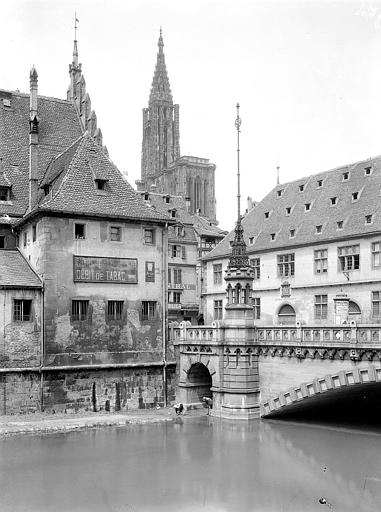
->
xmin=1 ymin=0 xmax=381 ymax=230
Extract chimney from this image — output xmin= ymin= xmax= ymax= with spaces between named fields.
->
xmin=29 ymin=66 xmax=39 ymax=210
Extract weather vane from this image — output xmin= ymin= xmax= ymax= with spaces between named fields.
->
xmin=235 ymin=103 xmax=242 ymax=223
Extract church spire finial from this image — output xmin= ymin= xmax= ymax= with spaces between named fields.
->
xmin=158 ymin=27 xmax=164 ymax=52
xmin=229 ymin=103 xmax=249 ymax=269
xmin=72 ymin=13 xmax=79 ymax=66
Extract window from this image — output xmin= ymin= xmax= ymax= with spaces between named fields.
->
xmin=281 ymin=282 xmax=290 ymax=297
xmin=13 ymin=299 xmax=32 ymax=321
xmin=142 ymin=301 xmax=156 ymax=321
xmin=144 ymin=228 xmax=154 ymax=245
xmin=277 ymin=253 xmax=295 ymax=277
xmin=278 ymin=304 xmax=296 ymax=325
xmin=74 ymin=223 xmax=86 ymax=239
xmin=214 ymin=299 xmax=223 ymax=320
xmin=250 ymin=258 xmax=260 ymax=280
xmin=372 ymin=291 xmax=381 ymax=317
xmin=277 ymin=189 xmax=283 ymax=197
xmin=330 ymin=197 xmax=337 ymax=206
xmin=213 ymin=264 xmax=222 ymax=284
xmin=145 ymin=261 xmax=155 ymax=282
xmin=337 ymin=221 xmax=343 ymax=230
xmin=171 ymin=244 xmax=181 ymax=257
xmin=172 ymin=292 xmax=181 ymax=304
xmin=249 ymin=237 xmax=254 ymax=245
xmin=95 ymin=179 xmax=107 ymax=191
xmin=338 ymin=245 xmax=360 ymax=272
xmin=372 ymin=242 xmax=381 ymax=268
xmin=144 ymin=193 xmax=149 ymax=200
xmin=352 ymin=192 xmax=359 ymax=201
xmin=299 ymin=184 xmax=305 ymax=192
xmin=72 ymin=300 xmax=89 ymax=321
xmin=0 ymin=236 xmax=4 ymax=249
xmin=0 ymin=187 xmax=9 ymax=201
xmin=315 ymin=295 xmax=328 ymax=319
xmin=175 ymin=226 xmax=185 ymax=237
xmin=110 ymin=226 xmax=121 ymax=241
xmin=270 ymin=233 xmax=276 ymax=241
xmin=364 ymin=166 xmax=372 ymax=176
xmin=349 ymin=301 xmax=361 ymax=316
xmin=317 ymin=179 xmax=323 ymax=187
xmin=164 ymin=196 xmax=171 ymax=204
xmin=23 ymin=232 xmax=27 ymax=247
xmin=289 ymin=229 xmax=295 ymax=238
xmin=305 ymin=203 xmax=311 ymax=212
xmin=316 ymin=225 xmax=322 ymax=234
xmin=107 ymin=300 xmax=123 ymax=320
xmin=253 ymin=297 xmax=260 ymax=319
xmin=342 ymin=172 xmax=349 ymax=181
xmin=365 ymin=215 xmax=373 ymax=225
xmin=173 ymin=268 xmax=182 ymax=285
xmin=314 ymin=249 xmax=328 ymax=274
xmin=32 ymin=224 xmax=37 ymax=242
xmin=264 ymin=211 xmax=270 ymax=219
xmin=170 ymin=209 xmax=176 ymax=218
xmin=286 ymin=207 xmax=291 ymax=215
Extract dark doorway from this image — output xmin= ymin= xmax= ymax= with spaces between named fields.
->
xmin=187 ymin=363 xmax=212 ymax=403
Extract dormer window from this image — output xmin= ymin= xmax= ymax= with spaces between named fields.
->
xmin=264 ymin=211 xmax=270 ymax=219
xmin=270 ymin=233 xmax=276 ymax=241
xmin=342 ymin=172 xmax=349 ymax=181
xmin=337 ymin=221 xmax=343 ymax=230
xmin=175 ymin=226 xmax=185 ymax=237
xmin=299 ymin=184 xmax=305 ymax=192
xmin=365 ymin=214 xmax=373 ymax=225
xmin=305 ymin=203 xmax=311 ymax=212
xmin=364 ymin=166 xmax=372 ymax=176
xmin=95 ymin=179 xmax=107 ymax=191
xmin=317 ymin=179 xmax=323 ymax=188
xmin=249 ymin=237 xmax=254 ymax=245
xmin=170 ymin=209 xmax=176 ymax=218
xmin=144 ymin=193 xmax=149 ymax=201
xmin=0 ymin=186 xmax=10 ymax=201
xmin=330 ymin=197 xmax=337 ymax=206
xmin=43 ymin=185 xmax=50 ymax=196
xmin=164 ymin=195 xmax=171 ymax=204
xmin=285 ymin=207 xmax=292 ymax=215
xmin=277 ymin=189 xmax=283 ymax=198
xmin=289 ymin=229 xmax=295 ymax=238
xmin=316 ymin=225 xmax=322 ymax=234
xmin=352 ymin=192 xmax=359 ymax=201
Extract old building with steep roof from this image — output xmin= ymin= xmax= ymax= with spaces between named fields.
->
xmin=0 ymin=37 xmax=176 ymax=414
xmin=202 ymin=156 xmax=381 ymax=327
xmin=136 ymin=31 xmax=218 ymax=222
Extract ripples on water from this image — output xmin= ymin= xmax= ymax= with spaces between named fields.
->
xmin=0 ymin=415 xmax=381 ymax=512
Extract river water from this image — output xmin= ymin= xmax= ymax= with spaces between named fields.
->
xmin=0 ymin=416 xmax=380 ymax=512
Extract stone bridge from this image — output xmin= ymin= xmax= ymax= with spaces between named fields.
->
xmin=172 ymin=322 xmax=381 ymax=419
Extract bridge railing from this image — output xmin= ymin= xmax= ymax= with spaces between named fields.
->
xmin=171 ymin=322 xmax=381 ymax=346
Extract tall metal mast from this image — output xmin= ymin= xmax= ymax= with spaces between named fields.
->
xmin=235 ymin=103 xmax=242 ymax=222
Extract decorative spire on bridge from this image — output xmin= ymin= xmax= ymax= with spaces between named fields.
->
xmin=228 ymin=103 xmax=249 ymax=269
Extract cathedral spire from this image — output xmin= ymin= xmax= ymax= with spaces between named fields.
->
xmin=149 ymin=28 xmax=172 ymax=103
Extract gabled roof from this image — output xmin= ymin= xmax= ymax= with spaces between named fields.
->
xmin=0 ymin=89 xmax=82 ymax=216
xmin=205 ymin=154 xmax=381 ymax=260
xmin=191 ymin=214 xmax=227 ymax=238
xmin=0 ymin=250 xmax=42 ymax=288
xmin=36 ymin=135 xmax=171 ymax=223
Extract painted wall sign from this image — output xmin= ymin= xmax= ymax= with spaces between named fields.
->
xmin=73 ymin=256 xmax=138 ymax=283
xmin=168 ymin=283 xmax=196 ymax=290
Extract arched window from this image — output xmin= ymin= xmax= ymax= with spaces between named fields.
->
xmin=194 ymin=176 xmax=201 ymax=212
xmin=278 ymin=304 xmax=296 ymax=325
xmin=349 ymin=300 xmax=361 ymax=318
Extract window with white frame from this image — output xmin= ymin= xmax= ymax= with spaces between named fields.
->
xmin=214 ymin=299 xmax=223 ymax=320
xmin=110 ymin=226 xmax=121 ymax=242
xmin=213 ymin=263 xmax=222 ymax=284
xmin=372 ymin=292 xmax=381 ymax=317
xmin=338 ymin=245 xmax=360 ymax=272
xmin=314 ymin=249 xmax=328 ymax=274
xmin=250 ymin=258 xmax=260 ymax=279
xmin=372 ymin=242 xmax=381 ymax=268
xmin=253 ymin=297 xmax=260 ymax=319
xmin=277 ymin=253 xmax=295 ymax=277
xmin=314 ymin=295 xmax=328 ymax=319
xmin=173 ymin=268 xmax=182 ymax=285
xmin=13 ymin=299 xmax=32 ymax=321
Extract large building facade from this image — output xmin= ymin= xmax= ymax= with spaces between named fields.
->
xmin=202 ymin=157 xmax=381 ymax=327
xmin=136 ymin=32 xmax=217 ymax=222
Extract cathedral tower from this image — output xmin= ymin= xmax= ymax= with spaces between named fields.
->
xmin=141 ymin=30 xmax=180 ymax=182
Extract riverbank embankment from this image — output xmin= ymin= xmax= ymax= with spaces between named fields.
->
xmin=0 ymin=407 xmax=204 ymax=436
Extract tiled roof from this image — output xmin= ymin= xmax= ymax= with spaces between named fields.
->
xmin=36 ymin=135 xmax=171 ymax=223
xmin=0 ymin=90 xmax=83 ymax=216
xmin=191 ymin=214 xmax=227 ymax=238
xmin=205 ymin=154 xmax=381 ymax=260
xmin=141 ymin=192 xmax=196 ymax=241
xmin=0 ymin=250 xmax=42 ymax=287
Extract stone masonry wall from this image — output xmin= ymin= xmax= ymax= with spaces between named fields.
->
xmin=0 ymin=372 xmax=40 ymax=415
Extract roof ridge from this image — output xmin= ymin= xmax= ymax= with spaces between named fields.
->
xmin=16 ymin=248 xmax=43 ymax=285
xmin=0 ymin=89 xmax=72 ymax=105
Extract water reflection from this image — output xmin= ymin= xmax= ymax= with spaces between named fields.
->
xmin=0 ymin=417 xmax=380 ymax=511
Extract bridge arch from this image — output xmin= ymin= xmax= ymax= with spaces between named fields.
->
xmin=187 ymin=362 xmax=213 ymax=402
xmin=261 ymin=364 xmax=381 ymax=418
